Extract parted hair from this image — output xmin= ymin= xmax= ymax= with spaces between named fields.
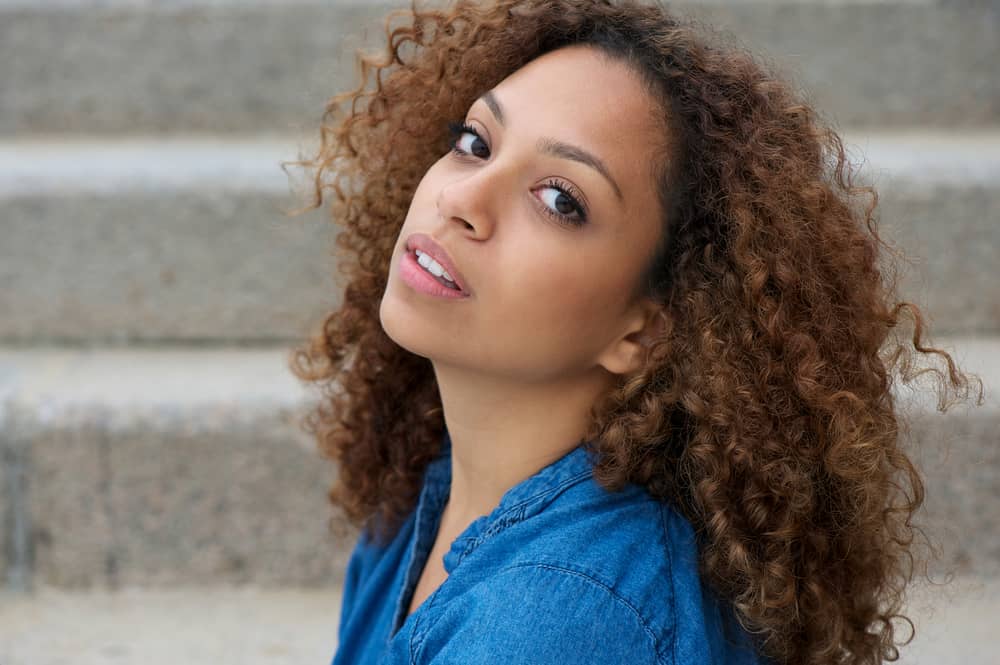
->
xmin=285 ymin=1 xmax=984 ymax=663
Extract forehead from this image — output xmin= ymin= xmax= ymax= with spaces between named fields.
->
xmin=486 ymin=45 xmax=665 ymax=210
xmin=501 ymin=46 xmax=658 ymax=125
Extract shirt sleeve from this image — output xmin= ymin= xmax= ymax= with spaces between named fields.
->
xmin=414 ymin=562 xmax=663 ymax=665
xmin=336 ymin=527 xmax=370 ymax=644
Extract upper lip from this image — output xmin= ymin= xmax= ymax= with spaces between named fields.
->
xmin=405 ymin=233 xmax=472 ymax=295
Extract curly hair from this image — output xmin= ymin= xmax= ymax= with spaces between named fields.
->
xmin=284 ymin=1 xmax=985 ymax=663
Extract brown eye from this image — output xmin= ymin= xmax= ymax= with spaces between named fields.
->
xmin=541 ymin=187 xmax=577 ymax=215
xmin=535 ymin=179 xmax=588 ymax=227
xmin=446 ymin=121 xmax=490 ymax=159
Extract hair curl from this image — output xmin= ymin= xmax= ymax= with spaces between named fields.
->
xmin=284 ymin=1 xmax=985 ymax=663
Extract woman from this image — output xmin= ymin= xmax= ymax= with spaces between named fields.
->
xmin=287 ymin=0 xmax=982 ymax=663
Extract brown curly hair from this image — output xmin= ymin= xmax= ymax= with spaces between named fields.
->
xmin=284 ymin=1 xmax=985 ymax=663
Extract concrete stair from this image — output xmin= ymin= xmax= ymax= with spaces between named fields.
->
xmin=0 ymin=128 xmax=1000 ymax=345
xmin=0 ymin=137 xmax=335 ymax=344
xmin=0 ymin=342 xmax=995 ymax=590
xmin=0 ymin=585 xmax=346 ymax=665
xmin=1 ymin=0 xmax=997 ymax=662
xmin=0 ymin=347 xmax=360 ymax=592
xmin=2 ymin=1 xmax=997 ymax=134
xmin=0 ymin=574 xmax=996 ymax=664
xmin=1 ymin=131 xmax=998 ymax=343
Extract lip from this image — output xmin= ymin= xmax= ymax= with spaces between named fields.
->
xmin=399 ymin=251 xmax=469 ymax=299
xmin=404 ymin=233 xmax=472 ymax=296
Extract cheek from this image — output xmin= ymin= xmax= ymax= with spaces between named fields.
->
xmin=491 ymin=251 xmax=623 ymax=352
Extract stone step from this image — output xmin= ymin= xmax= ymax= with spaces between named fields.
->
xmin=0 ymin=339 xmax=996 ymax=590
xmin=0 ymin=573 xmax=994 ymax=665
xmin=0 ymin=586 xmax=344 ymax=665
xmin=1 ymin=129 xmax=998 ymax=343
xmin=0 ymin=575 xmax=996 ymax=665
xmin=0 ymin=136 xmax=334 ymax=344
xmin=1 ymin=0 xmax=997 ymax=136
xmin=0 ymin=346 xmax=360 ymax=591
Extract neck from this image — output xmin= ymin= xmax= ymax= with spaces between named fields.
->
xmin=431 ymin=360 xmax=615 ymax=528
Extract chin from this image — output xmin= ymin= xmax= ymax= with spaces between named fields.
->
xmin=379 ymin=291 xmax=432 ymax=358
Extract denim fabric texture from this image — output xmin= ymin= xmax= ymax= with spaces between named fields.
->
xmin=331 ymin=429 xmax=772 ymax=664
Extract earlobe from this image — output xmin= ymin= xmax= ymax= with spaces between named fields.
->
xmin=597 ymin=339 xmax=643 ymax=377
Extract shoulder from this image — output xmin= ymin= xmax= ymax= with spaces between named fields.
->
xmin=413 ymin=561 xmax=664 ymax=665
xmin=338 ymin=518 xmax=415 ymax=642
xmin=512 ymin=479 xmax=691 ymax=631
xmin=444 ymin=481 xmax=766 ymax=665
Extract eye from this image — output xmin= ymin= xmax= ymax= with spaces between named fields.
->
xmin=535 ymin=179 xmax=588 ymax=227
xmin=444 ymin=119 xmax=589 ymax=228
xmin=446 ymin=121 xmax=490 ymax=159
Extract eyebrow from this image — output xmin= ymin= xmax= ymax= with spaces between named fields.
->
xmin=477 ymin=89 xmax=624 ymax=202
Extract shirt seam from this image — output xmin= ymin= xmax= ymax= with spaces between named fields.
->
xmin=448 ymin=468 xmax=594 ymax=568
xmin=659 ymin=502 xmax=679 ymax=665
xmin=411 ymin=560 xmax=666 ymax=664
xmin=497 ymin=560 xmax=667 ymax=665
xmin=410 ymin=471 xmax=599 ymax=660
xmin=480 ymin=467 xmax=594 ymax=536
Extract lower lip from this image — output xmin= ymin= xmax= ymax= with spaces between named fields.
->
xmin=399 ymin=250 xmax=469 ymax=299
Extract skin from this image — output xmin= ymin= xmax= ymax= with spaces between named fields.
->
xmin=379 ymin=45 xmax=670 ymax=580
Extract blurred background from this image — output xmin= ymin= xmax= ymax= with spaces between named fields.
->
xmin=0 ymin=0 xmax=997 ymax=663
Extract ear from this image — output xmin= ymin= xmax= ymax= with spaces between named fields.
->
xmin=596 ymin=299 xmax=667 ymax=377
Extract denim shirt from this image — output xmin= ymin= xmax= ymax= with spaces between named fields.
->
xmin=331 ymin=430 xmax=771 ymax=664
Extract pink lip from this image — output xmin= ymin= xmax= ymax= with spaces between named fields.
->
xmin=404 ymin=233 xmax=472 ymax=296
xmin=399 ymin=250 xmax=469 ymax=299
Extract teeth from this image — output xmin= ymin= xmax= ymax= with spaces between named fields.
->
xmin=415 ymin=249 xmax=455 ymax=283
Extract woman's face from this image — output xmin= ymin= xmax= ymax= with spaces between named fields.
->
xmin=380 ymin=44 xmax=668 ymax=382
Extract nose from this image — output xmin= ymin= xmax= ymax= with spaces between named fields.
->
xmin=436 ymin=159 xmax=514 ymax=236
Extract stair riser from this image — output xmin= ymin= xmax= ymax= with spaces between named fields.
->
xmin=2 ymin=404 xmax=358 ymax=591
xmin=1 ymin=2 xmax=997 ymax=135
xmin=1 ymin=401 xmax=995 ymax=590
xmin=2 ymin=180 xmax=997 ymax=341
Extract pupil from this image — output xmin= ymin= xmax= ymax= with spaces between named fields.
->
xmin=556 ymin=194 xmax=572 ymax=214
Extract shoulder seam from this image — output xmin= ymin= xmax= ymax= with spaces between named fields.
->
xmin=497 ymin=560 xmax=669 ymax=665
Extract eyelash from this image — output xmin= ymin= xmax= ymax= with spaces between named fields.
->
xmin=445 ymin=120 xmax=588 ymax=226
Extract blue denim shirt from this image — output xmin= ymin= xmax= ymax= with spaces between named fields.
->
xmin=331 ymin=430 xmax=771 ymax=664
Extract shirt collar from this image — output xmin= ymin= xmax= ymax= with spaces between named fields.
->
xmin=421 ymin=428 xmax=599 ymax=573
